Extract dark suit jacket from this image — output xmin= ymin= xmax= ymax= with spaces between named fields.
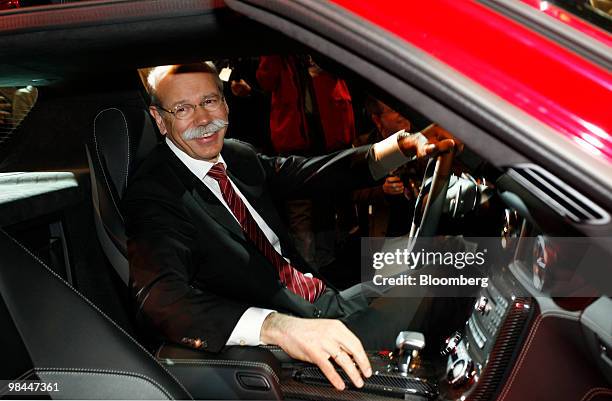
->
xmin=123 ymin=139 xmax=376 ymax=352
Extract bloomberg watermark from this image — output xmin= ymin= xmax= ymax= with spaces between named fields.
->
xmin=359 ymin=236 xmax=612 ymax=298
xmin=372 ymin=247 xmax=489 ymax=288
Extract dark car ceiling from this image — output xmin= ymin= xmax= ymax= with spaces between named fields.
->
xmin=0 ymin=0 xmax=301 ymax=87
xmin=0 ymin=0 xmax=306 ymax=172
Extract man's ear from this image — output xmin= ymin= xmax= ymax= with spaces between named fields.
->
xmin=149 ymin=106 xmax=167 ymax=135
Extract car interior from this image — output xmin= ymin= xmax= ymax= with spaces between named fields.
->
xmin=0 ymin=1 xmax=611 ymax=400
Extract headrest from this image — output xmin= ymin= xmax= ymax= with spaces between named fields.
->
xmin=92 ymin=107 xmax=158 ymax=200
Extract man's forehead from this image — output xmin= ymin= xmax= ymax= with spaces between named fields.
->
xmin=157 ymin=72 xmax=218 ymax=102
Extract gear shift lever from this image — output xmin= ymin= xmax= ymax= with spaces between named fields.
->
xmin=395 ymin=331 xmax=425 ymax=375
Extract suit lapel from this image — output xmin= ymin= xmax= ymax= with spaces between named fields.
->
xmin=163 ymin=144 xmax=245 ymax=239
xmin=225 ymin=156 xmax=319 ymax=276
xmin=190 ymin=185 xmax=244 ymax=239
xmin=225 ymin=162 xmax=295 ymax=259
xmin=226 ymin=170 xmax=262 ymax=209
xmin=223 ymin=144 xmax=323 ymax=272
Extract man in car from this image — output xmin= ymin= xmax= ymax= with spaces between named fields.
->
xmin=124 ymin=62 xmax=457 ymax=391
xmin=353 ymin=96 xmax=421 ymax=238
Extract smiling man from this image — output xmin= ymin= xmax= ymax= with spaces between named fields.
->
xmin=148 ymin=65 xmax=229 ymax=161
xmin=125 ymin=62 xmax=456 ymax=390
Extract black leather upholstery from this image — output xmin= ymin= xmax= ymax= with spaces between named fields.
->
xmin=86 ymin=107 xmax=158 ymax=284
xmin=156 ymin=344 xmax=284 ymax=400
xmin=0 ymin=228 xmax=192 ymax=399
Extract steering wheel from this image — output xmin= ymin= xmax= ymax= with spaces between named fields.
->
xmin=408 ymin=151 xmax=454 ymax=244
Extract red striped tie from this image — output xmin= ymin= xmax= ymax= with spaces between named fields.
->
xmin=208 ymin=163 xmax=325 ymax=303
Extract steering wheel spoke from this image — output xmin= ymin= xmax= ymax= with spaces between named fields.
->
xmin=409 ymin=152 xmax=454 ymax=242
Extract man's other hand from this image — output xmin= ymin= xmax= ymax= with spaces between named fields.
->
xmin=383 ymin=175 xmax=404 ymax=195
xmin=260 ymin=313 xmax=372 ymax=391
xmin=398 ymin=124 xmax=463 ymax=159
xmin=230 ymin=79 xmax=252 ymax=97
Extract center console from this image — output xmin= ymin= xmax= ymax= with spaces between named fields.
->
xmin=441 ymin=281 xmax=534 ymax=401
xmin=155 ymin=271 xmax=535 ymax=401
xmin=280 ymin=274 xmax=535 ymax=401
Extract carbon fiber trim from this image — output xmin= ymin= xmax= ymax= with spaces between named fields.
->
xmin=281 ymin=379 xmax=430 ymax=401
xmin=466 ymin=297 xmax=536 ymax=401
xmin=294 ymin=367 xmax=437 ymax=400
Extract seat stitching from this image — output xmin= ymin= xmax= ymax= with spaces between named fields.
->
xmin=36 ymin=368 xmax=172 ymax=399
xmin=14 ymin=368 xmax=36 ymax=381
xmin=121 ymin=109 xmax=130 ymax=194
xmin=93 ymin=108 xmax=126 ymax=224
xmin=1 ymin=229 xmax=192 ymax=399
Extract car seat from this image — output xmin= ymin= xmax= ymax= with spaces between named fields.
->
xmin=86 ymin=107 xmax=158 ymax=284
xmin=0 ymin=228 xmax=192 ymax=400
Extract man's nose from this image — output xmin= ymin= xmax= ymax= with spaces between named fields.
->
xmin=192 ymin=105 xmax=213 ymax=125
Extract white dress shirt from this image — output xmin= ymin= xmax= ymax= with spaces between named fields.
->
xmin=166 ymin=132 xmax=411 ymax=346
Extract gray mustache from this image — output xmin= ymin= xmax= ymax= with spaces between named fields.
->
xmin=181 ymin=119 xmax=228 ymax=140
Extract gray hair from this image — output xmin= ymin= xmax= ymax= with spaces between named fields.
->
xmin=147 ymin=62 xmax=224 ymax=106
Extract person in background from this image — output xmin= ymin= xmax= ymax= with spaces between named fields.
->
xmin=213 ymin=57 xmax=273 ymax=153
xmin=353 ymin=96 xmax=422 ymax=238
xmin=257 ymin=55 xmax=356 ymax=268
xmin=256 ymin=54 xmax=355 ymax=156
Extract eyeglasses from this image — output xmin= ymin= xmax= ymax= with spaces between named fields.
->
xmin=156 ymin=94 xmax=224 ymax=120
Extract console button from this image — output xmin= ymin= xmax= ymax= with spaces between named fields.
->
xmin=237 ymin=374 xmax=270 ymax=391
xmin=441 ymin=332 xmax=462 ymax=356
xmin=475 ymin=296 xmax=489 ymax=314
xmin=447 ymin=358 xmax=475 ymax=387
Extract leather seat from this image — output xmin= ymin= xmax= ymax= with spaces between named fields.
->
xmin=0 ymin=228 xmax=192 ymax=400
xmin=86 ymin=107 xmax=158 ymax=284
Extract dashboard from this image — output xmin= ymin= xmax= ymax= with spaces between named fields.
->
xmin=276 ymin=162 xmax=612 ymax=401
xmin=433 ymin=165 xmax=612 ymax=401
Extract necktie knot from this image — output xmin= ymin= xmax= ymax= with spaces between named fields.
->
xmin=208 ymin=163 xmax=227 ymax=182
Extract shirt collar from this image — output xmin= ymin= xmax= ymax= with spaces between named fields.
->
xmin=165 ymin=137 xmax=226 ymax=179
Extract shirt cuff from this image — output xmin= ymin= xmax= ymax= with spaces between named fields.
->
xmin=226 ymin=307 xmax=276 ymax=346
xmin=368 ymin=130 xmax=414 ymax=180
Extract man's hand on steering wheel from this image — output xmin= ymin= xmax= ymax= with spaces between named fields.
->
xmin=394 ymin=124 xmax=463 ymax=240
xmin=397 ymin=124 xmax=462 ymax=160
xmin=260 ymin=312 xmax=372 ymax=391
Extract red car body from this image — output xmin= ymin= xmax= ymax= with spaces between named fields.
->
xmin=333 ymin=0 xmax=612 ymax=162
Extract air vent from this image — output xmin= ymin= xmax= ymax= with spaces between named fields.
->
xmin=507 ymin=164 xmax=610 ymax=225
